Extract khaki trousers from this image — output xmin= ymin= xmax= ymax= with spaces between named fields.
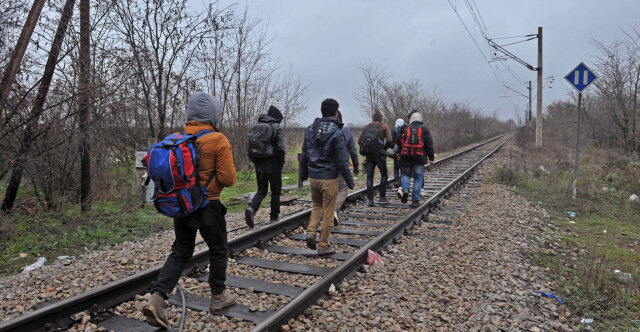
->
xmin=307 ymin=178 xmax=338 ymax=250
xmin=335 ymin=174 xmax=349 ymax=212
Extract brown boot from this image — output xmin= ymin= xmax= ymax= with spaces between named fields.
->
xmin=210 ymin=292 xmax=236 ymax=311
xmin=142 ymin=293 xmax=170 ymax=328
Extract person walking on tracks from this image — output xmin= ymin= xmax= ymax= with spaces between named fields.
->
xmin=391 ymin=118 xmax=405 ymax=188
xmin=300 ymin=98 xmax=354 ymax=255
xmin=334 ymin=110 xmax=359 ymax=226
xmin=358 ymin=109 xmax=392 ymax=207
xmin=142 ymin=92 xmax=237 ymax=328
xmin=245 ymin=105 xmax=286 ymax=227
xmin=395 ymin=110 xmax=434 ymax=208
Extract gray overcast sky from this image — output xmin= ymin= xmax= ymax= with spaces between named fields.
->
xmin=209 ymin=1 xmax=639 ymax=125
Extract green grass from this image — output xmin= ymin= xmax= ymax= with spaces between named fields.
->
xmin=490 ymin=149 xmax=640 ymax=330
xmin=0 ymin=201 xmax=171 ymax=277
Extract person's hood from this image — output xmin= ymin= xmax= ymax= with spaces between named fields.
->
xmin=259 ymin=105 xmax=283 ymax=124
xmin=187 ymin=92 xmax=222 ymax=128
xmin=373 ymin=109 xmax=383 ymax=122
xmin=395 ymin=118 xmax=405 ymax=128
xmin=408 ymin=110 xmax=423 ymax=124
xmin=311 ymin=116 xmax=341 ymax=146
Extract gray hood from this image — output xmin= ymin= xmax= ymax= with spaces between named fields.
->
xmin=187 ymin=92 xmax=222 ymax=128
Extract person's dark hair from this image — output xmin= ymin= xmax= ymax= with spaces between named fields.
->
xmin=336 ymin=110 xmax=343 ymax=123
xmin=321 ymin=98 xmax=339 ymax=117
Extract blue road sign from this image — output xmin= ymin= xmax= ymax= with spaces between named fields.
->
xmin=564 ymin=62 xmax=597 ymax=92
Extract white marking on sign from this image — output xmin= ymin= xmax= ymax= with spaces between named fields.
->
xmin=583 ymin=70 xmax=588 ymax=85
xmin=574 ymin=71 xmax=580 ymax=85
xmin=135 ymin=151 xmax=147 ymax=168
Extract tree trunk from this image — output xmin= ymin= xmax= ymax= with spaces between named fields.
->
xmin=0 ymin=0 xmax=46 ymax=106
xmin=79 ymin=0 xmax=91 ymax=211
xmin=2 ymin=0 xmax=76 ymax=213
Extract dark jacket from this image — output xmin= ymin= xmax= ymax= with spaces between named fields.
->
xmin=358 ymin=110 xmax=393 ymax=153
xmin=250 ymin=106 xmax=286 ymax=171
xmin=394 ymin=121 xmax=435 ymax=166
xmin=341 ymin=126 xmax=359 ymax=174
xmin=300 ymin=116 xmax=354 ymax=188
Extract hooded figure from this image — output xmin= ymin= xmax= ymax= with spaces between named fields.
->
xmin=143 ymin=92 xmax=237 ymax=328
xmin=245 ymin=105 xmax=287 ymax=227
xmin=394 ymin=109 xmax=435 ymax=207
xmin=357 ymin=109 xmax=393 ymax=206
xmin=300 ymin=98 xmax=354 ymax=256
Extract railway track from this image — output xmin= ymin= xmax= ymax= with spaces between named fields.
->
xmin=0 ymin=133 xmax=511 ymax=332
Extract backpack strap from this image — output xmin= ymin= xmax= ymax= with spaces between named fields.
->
xmin=192 ymin=129 xmax=216 ymax=188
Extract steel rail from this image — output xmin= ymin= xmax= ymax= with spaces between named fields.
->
xmin=0 ymin=133 xmax=509 ymax=332
xmin=251 ymin=135 xmax=511 ymax=331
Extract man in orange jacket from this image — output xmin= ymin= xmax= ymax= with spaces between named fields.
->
xmin=142 ymin=92 xmax=237 ymax=328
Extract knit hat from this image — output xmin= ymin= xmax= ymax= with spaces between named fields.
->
xmin=395 ymin=118 xmax=405 ymax=128
xmin=372 ymin=110 xmax=383 ymax=122
xmin=187 ymin=92 xmax=222 ymax=128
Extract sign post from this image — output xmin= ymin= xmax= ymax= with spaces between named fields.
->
xmin=564 ymin=62 xmax=597 ymax=200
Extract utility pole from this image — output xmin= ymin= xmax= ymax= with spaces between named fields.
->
xmin=535 ymin=27 xmax=543 ymax=147
xmin=0 ymin=0 xmax=46 ymax=105
xmin=487 ymin=27 xmax=542 ymax=142
xmin=527 ymin=80 xmax=532 ymax=123
xmin=79 ymin=0 xmax=91 ymax=211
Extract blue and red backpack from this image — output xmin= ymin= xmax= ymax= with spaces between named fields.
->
xmin=143 ymin=130 xmax=214 ymax=218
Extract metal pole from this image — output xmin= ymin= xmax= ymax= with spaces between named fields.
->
xmin=528 ymin=81 xmax=532 ymax=123
xmin=535 ymin=27 xmax=543 ymax=147
xmin=572 ymin=92 xmax=582 ymax=200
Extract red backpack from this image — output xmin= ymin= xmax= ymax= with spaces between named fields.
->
xmin=400 ymin=124 xmax=424 ymax=158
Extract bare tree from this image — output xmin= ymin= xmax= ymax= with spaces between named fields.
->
xmin=2 ymin=0 xmax=76 ymax=213
xmin=112 ymin=0 xmax=217 ymax=139
xmin=592 ymin=28 xmax=640 ymax=152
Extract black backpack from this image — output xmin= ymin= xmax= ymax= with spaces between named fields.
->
xmin=247 ymin=123 xmax=275 ymax=159
xmin=359 ymin=122 xmax=383 ymax=156
xmin=400 ymin=123 xmax=424 ymax=159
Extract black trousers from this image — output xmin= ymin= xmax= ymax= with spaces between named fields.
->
xmin=152 ymin=200 xmax=228 ymax=297
xmin=365 ymin=154 xmax=388 ymax=200
xmin=249 ymin=168 xmax=282 ymax=218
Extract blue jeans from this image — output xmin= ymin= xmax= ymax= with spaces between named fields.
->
xmin=401 ymin=164 xmax=425 ymax=203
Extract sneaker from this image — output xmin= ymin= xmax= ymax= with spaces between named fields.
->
xmin=210 ymin=292 xmax=236 ymax=311
xmin=306 ymin=233 xmax=317 ymax=250
xmin=244 ymin=207 xmax=255 ymax=228
xmin=396 ymin=187 xmax=403 ymax=200
xmin=368 ymin=199 xmax=375 ymax=207
xmin=142 ymin=293 xmax=171 ymax=329
xmin=317 ymin=246 xmax=336 ymax=256
xmin=378 ymin=196 xmax=388 ymax=203
xmin=269 ymin=215 xmax=278 ymax=224
xmin=333 ymin=211 xmax=339 ymax=226
xmin=401 ymin=191 xmax=409 ymax=204
xmin=411 ymin=201 xmax=420 ymax=208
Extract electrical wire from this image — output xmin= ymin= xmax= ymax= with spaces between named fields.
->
xmin=176 ymin=286 xmax=186 ymax=332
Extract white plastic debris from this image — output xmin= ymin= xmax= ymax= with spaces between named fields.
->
xmin=282 ymin=176 xmax=290 ymax=180
xmin=23 ymin=257 xmax=47 ymax=272
xmin=615 ymin=272 xmax=633 ymax=283
xmin=630 ymin=194 xmax=638 ymax=202
xmin=57 ymin=256 xmax=70 ymax=260
xmin=602 ymin=187 xmax=608 ymax=192
xmin=539 ymin=165 xmax=550 ymax=174
xmin=328 ymin=284 xmax=336 ymax=292
xmin=580 ymin=318 xmax=594 ymax=324
xmin=602 ymin=230 xmax=607 ymax=234
xmin=614 ymin=270 xmax=621 ymax=274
